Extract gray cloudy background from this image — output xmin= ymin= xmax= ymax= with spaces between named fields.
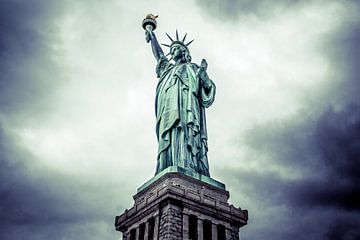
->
xmin=1 ymin=0 xmax=359 ymax=239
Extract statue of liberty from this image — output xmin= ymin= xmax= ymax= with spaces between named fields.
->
xmin=143 ymin=15 xmax=216 ymax=177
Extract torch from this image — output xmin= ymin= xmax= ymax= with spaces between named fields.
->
xmin=142 ymin=14 xmax=158 ymax=42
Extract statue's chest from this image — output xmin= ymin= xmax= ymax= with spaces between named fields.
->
xmin=172 ymin=64 xmax=198 ymax=90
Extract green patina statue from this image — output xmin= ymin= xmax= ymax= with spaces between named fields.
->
xmin=143 ymin=15 xmax=216 ymax=177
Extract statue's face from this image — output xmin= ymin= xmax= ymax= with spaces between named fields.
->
xmin=170 ymin=44 xmax=185 ymax=61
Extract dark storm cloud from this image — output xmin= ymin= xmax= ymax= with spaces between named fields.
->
xmin=0 ymin=126 xmax=117 ymax=240
xmin=0 ymin=0 xmax=65 ymax=122
xmin=243 ymin=104 xmax=360 ymax=209
xmin=225 ymin=104 xmax=360 ymax=240
xmin=222 ymin=7 xmax=360 ymax=239
xmin=239 ymin=8 xmax=360 ymax=212
xmin=0 ymin=1 xmax=119 ymax=239
xmin=325 ymin=219 xmax=360 ymax=240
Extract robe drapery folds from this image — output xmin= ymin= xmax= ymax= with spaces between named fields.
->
xmin=155 ymin=56 xmax=216 ymax=177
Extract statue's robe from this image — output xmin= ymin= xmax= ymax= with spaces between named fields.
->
xmin=155 ymin=56 xmax=216 ymax=176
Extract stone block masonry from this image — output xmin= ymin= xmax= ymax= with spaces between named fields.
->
xmin=115 ymin=171 xmax=248 ymax=240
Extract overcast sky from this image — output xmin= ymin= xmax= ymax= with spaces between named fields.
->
xmin=1 ymin=0 xmax=359 ymax=239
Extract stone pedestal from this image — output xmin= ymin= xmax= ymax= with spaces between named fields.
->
xmin=115 ymin=167 xmax=248 ymax=240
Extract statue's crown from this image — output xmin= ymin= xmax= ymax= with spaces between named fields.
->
xmin=161 ymin=30 xmax=194 ymax=51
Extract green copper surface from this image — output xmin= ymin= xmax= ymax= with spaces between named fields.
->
xmin=144 ymin=17 xmax=216 ymax=177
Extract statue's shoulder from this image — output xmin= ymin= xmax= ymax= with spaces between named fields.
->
xmin=158 ymin=55 xmax=169 ymax=63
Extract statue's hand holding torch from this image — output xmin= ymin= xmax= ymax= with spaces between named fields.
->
xmin=142 ymin=14 xmax=158 ymax=43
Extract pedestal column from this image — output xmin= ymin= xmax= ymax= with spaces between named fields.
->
xmin=197 ymin=218 xmax=204 ymax=240
xmin=153 ymin=215 xmax=159 ymax=240
xmin=211 ymin=223 xmax=218 ymax=240
xmin=135 ymin=226 xmax=139 ymax=240
xmin=144 ymin=222 xmax=149 ymax=240
xmin=225 ymin=227 xmax=232 ymax=240
xmin=183 ymin=213 xmax=189 ymax=240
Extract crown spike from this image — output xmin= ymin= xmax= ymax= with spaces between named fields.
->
xmin=186 ymin=39 xmax=194 ymax=46
xmin=165 ymin=32 xmax=174 ymax=42
xmin=182 ymin=33 xmax=187 ymax=42
xmin=161 ymin=43 xmax=171 ymax=48
xmin=176 ymin=30 xmax=179 ymax=41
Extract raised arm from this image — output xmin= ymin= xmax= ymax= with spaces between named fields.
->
xmin=145 ymin=30 xmax=164 ymax=61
